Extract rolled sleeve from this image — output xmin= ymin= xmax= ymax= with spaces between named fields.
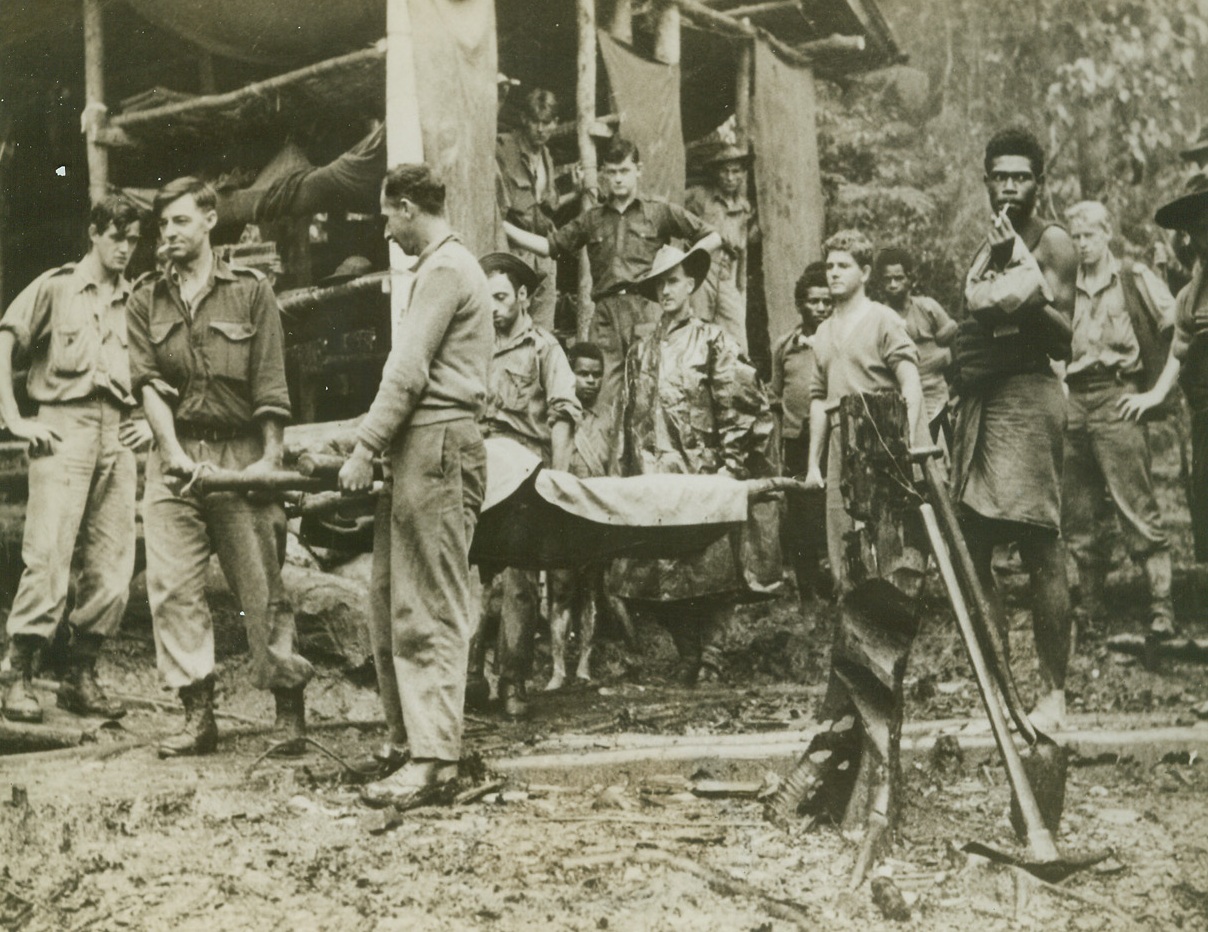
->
xmin=1135 ymin=263 xmax=1177 ymax=332
xmin=880 ymin=311 xmax=919 ymax=370
xmin=665 ymin=202 xmax=714 ymax=245
xmin=358 ymin=261 xmax=461 ymax=452
xmin=541 ymin=341 xmax=582 ymax=427
xmin=125 ymin=286 xmax=161 ymax=398
xmin=248 ymin=280 xmax=292 ymax=421
xmin=966 ymin=239 xmax=1053 ymax=317
xmin=547 ymin=215 xmax=590 ymax=260
xmin=0 ymin=275 xmax=51 ymax=351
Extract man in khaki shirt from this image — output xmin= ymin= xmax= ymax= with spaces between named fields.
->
xmin=128 ymin=177 xmax=313 ymax=758
xmin=0 ymin=195 xmax=144 ymax=724
xmin=475 ymin=252 xmax=579 ymax=719
xmin=1061 ymin=200 xmax=1177 ymax=640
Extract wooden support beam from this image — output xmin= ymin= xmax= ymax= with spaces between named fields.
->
xmin=797 ymin=33 xmax=865 ymax=55
xmin=735 ymin=40 xmax=752 ymax=145
xmin=608 ymin=0 xmax=634 ymax=44
xmin=81 ymin=0 xmax=109 ymax=204
xmin=654 ymin=0 xmax=682 ymax=65
xmin=111 ymin=45 xmax=386 ymax=130
xmin=725 ymin=0 xmax=800 ymax=18
xmin=576 ymin=0 xmax=599 ymax=342
xmin=674 ymin=0 xmax=842 ymax=70
xmin=385 ymin=5 xmax=422 ymax=321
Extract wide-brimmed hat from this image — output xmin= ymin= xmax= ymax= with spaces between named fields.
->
xmin=704 ymin=143 xmax=752 ymax=167
xmin=1155 ymin=170 xmax=1208 ymax=231
xmin=1181 ymin=126 xmax=1208 ymax=163
xmin=479 ymin=251 xmax=546 ymax=293
xmin=627 ymin=244 xmax=712 ymax=302
xmin=321 ymin=255 xmax=375 ymax=286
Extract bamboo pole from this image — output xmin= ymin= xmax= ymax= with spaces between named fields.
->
xmin=81 ymin=0 xmax=109 ymax=204
xmin=576 ymin=0 xmax=599 ymax=341
xmin=385 ymin=1 xmax=424 ymax=320
xmin=110 ymin=46 xmax=386 ymax=131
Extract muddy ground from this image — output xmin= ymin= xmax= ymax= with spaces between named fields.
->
xmin=2 ymin=428 xmax=1208 ymax=931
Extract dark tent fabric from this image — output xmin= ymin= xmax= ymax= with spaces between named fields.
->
xmin=598 ymin=32 xmax=686 ymax=204
xmin=299 ymin=437 xmax=752 ymax=570
xmin=412 ymin=0 xmax=498 ymax=256
xmin=120 ymin=0 xmax=382 ymax=66
xmin=470 ymin=471 xmax=735 ymax=570
xmin=752 ymin=44 xmax=825 ymax=344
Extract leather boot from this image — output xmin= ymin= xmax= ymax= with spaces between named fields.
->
xmin=158 ymin=676 xmax=218 ymax=758
xmin=269 ymin=686 xmax=307 ymax=756
xmin=2 ymin=635 xmax=45 ymax=724
xmin=1144 ymin=550 xmax=1176 ymax=638
xmin=58 ymin=636 xmax=126 ymax=719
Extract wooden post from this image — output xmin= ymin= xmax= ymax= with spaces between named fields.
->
xmin=576 ymin=0 xmax=599 ymax=341
xmin=81 ymin=0 xmax=109 ymax=205
xmin=654 ymin=0 xmax=681 ymax=65
xmin=385 ymin=0 xmax=424 ymax=319
xmin=735 ymin=40 xmax=752 ymax=147
xmin=608 ymin=0 xmax=633 ymax=44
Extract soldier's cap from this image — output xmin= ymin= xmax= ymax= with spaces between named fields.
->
xmin=479 ymin=252 xmax=546 ymax=293
xmin=1180 ymin=125 xmax=1208 ymax=163
xmin=626 ymin=243 xmax=712 ymax=302
xmin=703 ymin=143 xmax=753 ymax=168
xmin=320 ymin=255 xmax=375 ymax=286
xmin=1155 ymin=170 xmax=1208 ymax=231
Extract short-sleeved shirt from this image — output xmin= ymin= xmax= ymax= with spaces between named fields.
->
xmin=900 ymin=294 xmax=956 ymax=418
xmin=0 ymin=262 xmax=134 ymax=406
xmin=484 ymin=317 xmax=581 ymax=459
xmin=127 ymin=257 xmax=291 ymax=428
xmin=358 ymin=234 xmax=492 ymax=453
xmin=547 ymin=195 xmax=713 ymax=299
xmin=770 ymin=324 xmax=816 ymax=440
xmin=809 ymin=300 xmax=918 ymax=405
xmin=1069 ymin=254 xmax=1175 ymax=377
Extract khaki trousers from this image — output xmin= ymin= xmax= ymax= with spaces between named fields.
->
xmin=144 ymin=434 xmax=314 ymax=690
xmin=7 ymin=397 xmax=135 ymax=646
xmin=373 ymin=418 xmax=485 ymax=760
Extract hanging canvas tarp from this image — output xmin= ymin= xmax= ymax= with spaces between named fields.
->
xmin=752 ymin=44 xmax=825 ymax=343
xmin=410 ymin=0 xmax=499 ymax=256
xmin=598 ymin=32 xmax=686 ymax=203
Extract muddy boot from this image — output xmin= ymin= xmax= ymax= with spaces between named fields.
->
xmin=269 ymin=686 xmax=307 ymax=756
xmin=158 ymin=676 xmax=218 ymax=759
xmin=2 ymin=635 xmax=45 ymax=724
xmin=1144 ymin=550 xmax=1176 ymax=638
xmin=58 ymin=635 xmax=126 ymax=720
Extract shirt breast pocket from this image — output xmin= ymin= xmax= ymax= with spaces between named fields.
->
xmin=498 ymin=360 xmax=538 ymax=412
xmin=49 ymin=323 xmax=99 ymax=376
xmin=208 ymin=319 xmax=256 ymax=382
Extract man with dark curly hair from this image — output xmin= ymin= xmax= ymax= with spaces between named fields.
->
xmin=949 ymin=127 xmax=1079 ymax=732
